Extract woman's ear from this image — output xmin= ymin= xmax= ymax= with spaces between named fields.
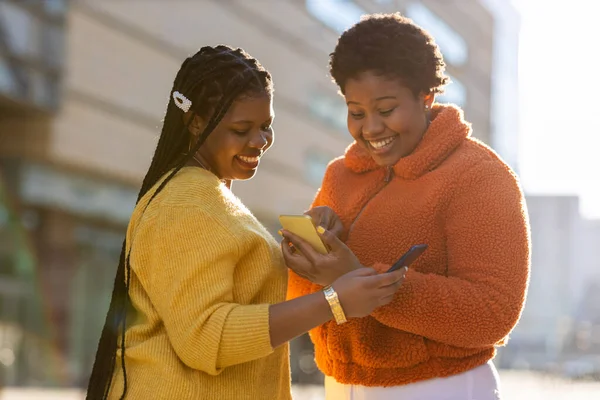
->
xmin=185 ymin=113 xmax=206 ymax=137
xmin=423 ymin=93 xmax=435 ymax=109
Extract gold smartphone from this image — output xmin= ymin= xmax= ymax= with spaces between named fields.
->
xmin=278 ymin=214 xmax=329 ymax=255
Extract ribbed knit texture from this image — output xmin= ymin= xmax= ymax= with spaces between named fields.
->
xmin=288 ymin=104 xmax=531 ymax=387
xmin=107 ymin=167 xmax=291 ymax=400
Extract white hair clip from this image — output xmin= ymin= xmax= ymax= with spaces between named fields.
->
xmin=172 ymin=91 xmax=192 ymax=112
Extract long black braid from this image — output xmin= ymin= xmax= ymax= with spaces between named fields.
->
xmin=86 ymin=45 xmax=273 ymax=400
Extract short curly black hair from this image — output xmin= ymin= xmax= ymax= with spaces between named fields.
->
xmin=329 ymin=13 xmax=449 ymax=96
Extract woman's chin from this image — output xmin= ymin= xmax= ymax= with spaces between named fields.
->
xmin=369 ymin=151 xmax=403 ymax=167
xmin=231 ymin=169 xmax=259 ymax=181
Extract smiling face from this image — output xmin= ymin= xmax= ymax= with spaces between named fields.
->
xmin=191 ymin=93 xmax=274 ymax=181
xmin=344 ymin=72 xmax=434 ymax=167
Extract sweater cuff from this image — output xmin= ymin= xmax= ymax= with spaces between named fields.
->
xmin=218 ymin=304 xmax=274 ymax=366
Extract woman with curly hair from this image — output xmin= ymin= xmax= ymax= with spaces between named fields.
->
xmin=283 ymin=13 xmax=530 ymax=400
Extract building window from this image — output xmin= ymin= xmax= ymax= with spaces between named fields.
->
xmin=305 ymin=150 xmax=334 ymax=186
xmin=43 ymin=0 xmax=68 ymax=17
xmin=29 ymin=68 xmax=59 ymax=109
xmin=0 ymin=178 xmax=49 ymax=385
xmin=69 ymin=224 xmax=122 ymax=383
xmin=0 ymin=1 xmax=66 ymax=111
xmin=308 ymin=91 xmax=349 ymax=136
xmin=437 ymin=74 xmax=467 ymax=107
xmin=42 ymin=23 xmax=65 ymax=68
xmin=18 ymin=164 xmax=138 ymax=226
xmin=306 ymin=0 xmax=365 ymax=33
xmin=405 ymin=3 xmax=468 ymax=66
xmin=0 ymin=1 xmax=41 ymax=58
xmin=0 ymin=57 xmax=17 ymax=95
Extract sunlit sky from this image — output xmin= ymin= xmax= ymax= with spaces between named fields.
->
xmin=513 ymin=0 xmax=600 ymax=218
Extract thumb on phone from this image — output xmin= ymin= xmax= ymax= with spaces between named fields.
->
xmin=316 ymin=226 xmax=345 ymax=252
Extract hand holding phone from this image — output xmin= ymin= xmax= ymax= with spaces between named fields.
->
xmin=303 ymin=206 xmax=345 ymax=241
xmin=278 ymin=214 xmax=329 ymax=254
xmin=386 ymin=244 xmax=428 ymax=273
xmin=279 ymin=217 xmax=364 ymax=286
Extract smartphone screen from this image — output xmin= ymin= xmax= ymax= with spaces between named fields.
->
xmin=386 ymin=244 xmax=428 ymax=273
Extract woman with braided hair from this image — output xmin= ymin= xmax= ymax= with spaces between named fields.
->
xmin=85 ymin=45 xmax=406 ymax=400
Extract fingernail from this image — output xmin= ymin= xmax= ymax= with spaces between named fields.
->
xmin=403 ymin=266 xmax=409 ymax=273
xmin=277 ymin=230 xmax=283 ymax=236
xmin=316 ymin=226 xmax=326 ymax=234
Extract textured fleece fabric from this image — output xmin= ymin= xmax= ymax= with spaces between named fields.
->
xmin=288 ymin=104 xmax=530 ymax=387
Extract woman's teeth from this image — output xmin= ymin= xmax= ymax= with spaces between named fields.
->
xmin=237 ymin=155 xmax=260 ymax=163
xmin=369 ymin=136 xmax=396 ymax=149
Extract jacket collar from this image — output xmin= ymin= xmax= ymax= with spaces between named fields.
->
xmin=343 ymin=104 xmax=472 ymax=179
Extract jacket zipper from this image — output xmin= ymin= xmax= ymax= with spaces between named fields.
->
xmin=326 ymin=166 xmax=394 ymax=355
xmin=346 ymin=166 xmax=394 ymax=237
xmin=326 ymin=166 xmax=393 ymax=353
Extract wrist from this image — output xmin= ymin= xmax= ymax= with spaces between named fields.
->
xmin=323 ymin=285 xmax=347 ymax=324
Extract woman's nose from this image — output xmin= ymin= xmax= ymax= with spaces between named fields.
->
xmin=249 ymin=131 xmax=269 ymax=149
xmin=362 ymin=115 xmax=385 ymax=138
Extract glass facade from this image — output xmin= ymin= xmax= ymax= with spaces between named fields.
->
xmin=405 ymin=2 xmax=469 ymax=67
xmin=305 ymin=149 xmax=335 ymax=187
xmin=308 ymin=90 xmax=348 ymax=136
xmin=305 ymin=0 xmax=365 ymax=33
xmin=0 ymin=162 xmax=135 ymax=386
xmin=0 ymin=174 xmax=54 ymax=386
xmin=68 ymin=224 xmax=122 ymax=385
xmin=0 ymin=0 xmax=66 ymax=111
xmin=437 ymin=74 xmax=467 ymax=107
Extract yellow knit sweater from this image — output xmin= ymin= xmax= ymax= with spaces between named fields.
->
xmin=107 ymin=167 xmax=290 ymax=400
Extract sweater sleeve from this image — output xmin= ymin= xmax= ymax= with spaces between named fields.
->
xmin=370 ymin=161 xmax=531 ymax=348
xmin=142 ymin=205 xmax=273 ymax=375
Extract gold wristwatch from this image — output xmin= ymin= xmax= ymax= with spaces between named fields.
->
xmin=323 ymin=285 xmax=347 ymax=324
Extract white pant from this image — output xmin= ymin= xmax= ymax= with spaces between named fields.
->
xmin=325 ymin=361 xmax=501 ymax=400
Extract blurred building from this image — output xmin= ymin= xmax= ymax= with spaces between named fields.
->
xmin=0 ymin=0 xmax=68 ymax=386
xmin=0 ymin=0 xmax=503 ymax=387
xmin=499 ymin=195 xmax=600 ymax=371
xmin=479 ymin=0 xmax=521 ymax=173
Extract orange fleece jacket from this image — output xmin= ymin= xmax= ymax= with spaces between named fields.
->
xmin=288 ymin=104 xmax=530 ymax=387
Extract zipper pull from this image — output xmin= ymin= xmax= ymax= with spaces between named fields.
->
xmin=384 ymin=166 xmax=393 ymax=182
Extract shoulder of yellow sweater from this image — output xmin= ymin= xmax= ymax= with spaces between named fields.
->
xmin=138 ymin=168 xmax=251 ymax=222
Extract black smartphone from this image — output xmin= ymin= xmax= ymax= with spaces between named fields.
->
xmin=386 ymin=244 xmax=428 ymax=273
